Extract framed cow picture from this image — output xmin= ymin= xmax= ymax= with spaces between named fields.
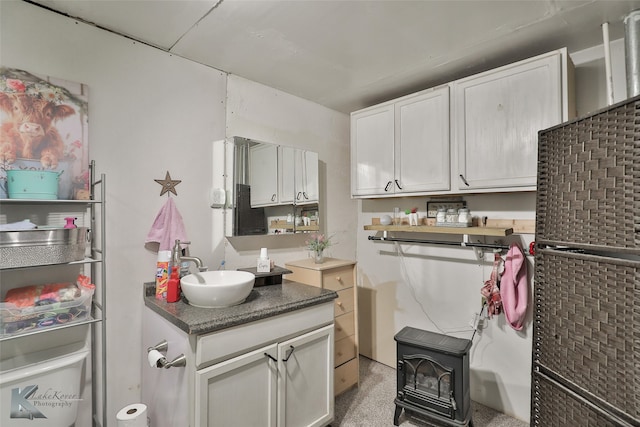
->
xmin=0 ymin=67 xmax=89 ymax=200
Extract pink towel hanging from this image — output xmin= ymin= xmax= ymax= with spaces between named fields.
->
xmin=500 ymin=243 xmax=529 ymax=331
xmin=145 ymin=197 xmax=189 ymax=252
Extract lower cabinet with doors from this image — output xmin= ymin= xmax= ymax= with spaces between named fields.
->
xmin=143 ymin=288 xmax=335 ymax=427
xmin=284 ymin=258 xmax=359 ymax=396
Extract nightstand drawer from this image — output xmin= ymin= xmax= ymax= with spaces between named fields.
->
xmin=322 ymin=266 xmax=354 ymax=291
xmin=335 ymin=335 xmax=356 ymax=367
xmin=335 ymin=358 xmax=358 ymax=396
xmin=334 ymin=288 xmax=354 ymax=315
xmin=335 ymin=311 xmax=355 ymax=341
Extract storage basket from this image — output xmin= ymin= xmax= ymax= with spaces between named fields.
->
xmin=6 ymin=169 xmax=62 ymax=199
xmin=536 ymin=96 xmax=640 ymax=254
xmin=0 ymin=284 xmax=93 ymax=337
xmin=533 ymin=249 xmax=640 ymax=421
xmin=0 ymin=227 xmax=88 ymax=269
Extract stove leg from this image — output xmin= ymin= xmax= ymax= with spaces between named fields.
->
xmin=393 ymin=405 xmax=402 ymax=426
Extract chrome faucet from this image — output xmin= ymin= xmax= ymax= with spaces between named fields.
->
xmin=172 ymin=239 xmax=207 ymax=273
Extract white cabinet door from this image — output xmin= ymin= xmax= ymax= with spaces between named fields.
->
xmin=250 ymin=143 xmax=279 ymax=206
xmin=279 ymin=145 xmax=296 ymax=205
xmin=454 ymin=51 xmax=562 ymax=190
xmin=278 ymin=324 xmax=334 ymax=427
xmin=395 ymin=86 xmax=450 ymax=193
xmin=295 ymin=149 xmax=319 ymax=205
xmin=351 ymin=104 xmax=394 ymax=196
xmin=195 ymin=343 xmax=278 ymax=427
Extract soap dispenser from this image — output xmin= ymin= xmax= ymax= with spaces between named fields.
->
xmin=257 ymin=248 xmax=271 ymax=273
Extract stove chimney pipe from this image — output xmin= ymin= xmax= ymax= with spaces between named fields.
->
xmin=624 ymin=10 xmax=640 ymax=97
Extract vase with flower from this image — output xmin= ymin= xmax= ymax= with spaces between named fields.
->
xmin=306 ymin=232 xmax=332 ymax=264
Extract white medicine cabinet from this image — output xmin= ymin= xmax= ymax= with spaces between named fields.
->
xmin=350 ymin=48 xmax=574 ymax=198
xmin=223 ymin=136 xmax=320 ymax=236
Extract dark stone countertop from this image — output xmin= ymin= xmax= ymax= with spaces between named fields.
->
xmin=143 ymin=280 xmax=337 ymax=335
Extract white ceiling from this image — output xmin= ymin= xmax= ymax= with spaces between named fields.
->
xmin=29 ymin=0 xmax=640 ymax=113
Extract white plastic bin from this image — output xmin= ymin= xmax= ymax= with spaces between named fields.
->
xmin=0 ymin=348 xmax=88 ymax=426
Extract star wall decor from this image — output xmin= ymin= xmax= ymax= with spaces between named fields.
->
xmin=154 ymin=171 xmax=182 ymax=196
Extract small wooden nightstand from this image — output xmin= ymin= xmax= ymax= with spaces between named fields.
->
xmin=285 ymin=258 xmax=359 ymax=396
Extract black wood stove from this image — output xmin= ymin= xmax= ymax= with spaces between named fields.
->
xmin=394 ymin=327 xmax=473 ymax=426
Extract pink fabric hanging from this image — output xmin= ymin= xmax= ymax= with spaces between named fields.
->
xmin=145 ymin=197 xmax=188 ymax=252
xmin=481 ymin=252 xmax=503 ymax=318
xmin=500 ymin=243 xmax=529 ymax=331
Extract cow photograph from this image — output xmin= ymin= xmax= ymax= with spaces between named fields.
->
xmin=0 ymin=67 xmax=88 ymax=199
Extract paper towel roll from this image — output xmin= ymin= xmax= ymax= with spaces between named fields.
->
xmin=147 ymin=349 xmax=165 ymax=368
xmin=117 ymin=403 xmax=148 ymax=427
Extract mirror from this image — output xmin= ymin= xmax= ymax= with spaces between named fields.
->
xmin=225 ymin=136 xmax=320 ymax=237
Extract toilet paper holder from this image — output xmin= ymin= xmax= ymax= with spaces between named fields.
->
xmin=147 ymin=340 xmax=187 ymax=369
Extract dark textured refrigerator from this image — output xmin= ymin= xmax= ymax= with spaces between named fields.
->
xmin=532 ymin=95 xmax=640 ymax=426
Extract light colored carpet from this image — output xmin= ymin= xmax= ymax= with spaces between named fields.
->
xmin=334 ymin=356 xmax=529 ymax=427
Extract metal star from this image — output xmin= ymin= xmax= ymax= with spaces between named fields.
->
xmin=154 ymin=171 xmax=181 ymax=196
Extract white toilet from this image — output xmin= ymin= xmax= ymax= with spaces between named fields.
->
xmin=0 ymin=338 xmax=89 ymax=427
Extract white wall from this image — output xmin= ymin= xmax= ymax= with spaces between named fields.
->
xmin=0 ymin=1 xmax=353 ymax=423
xmin=355 ymin=41 xmax=628 ymax=422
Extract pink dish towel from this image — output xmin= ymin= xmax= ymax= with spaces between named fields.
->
xmin=500 ymin=242 xmax=529 ymax=331
xmin=145 ymin=197 xmax=189 ymax=252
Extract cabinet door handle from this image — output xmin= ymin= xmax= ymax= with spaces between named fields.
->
xmin=264 ymin=353 xmax=277 ymax=362
xmin=395 ymin=179 xmax=403 ymax=190
xmin=282 ymin=345 xmax=295 ymax=362
xmin=297 ymin=192 xmax=302 ymax=200
xmin=303 ymin=192 xmax=309 ymax=200
xmin=271 ymin=193 xmax=277 ymax=201
xmin=384 ymin=181 xmax=392 ymax=192
xmin=459 ymin=174 xmax=470 ymax=187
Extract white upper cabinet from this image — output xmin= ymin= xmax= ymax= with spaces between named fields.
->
xmin=395 ymin=87 xmax=450 ymax=193
xmin=351 ymin=86 xmax=450 ymax=197
xmin=453 ymin=49 xmax=570 ymax=191
xmin=350 ymin=48 xmax=573 ymax=198
xmin=351 ymin=104 xmax=394 ymax=196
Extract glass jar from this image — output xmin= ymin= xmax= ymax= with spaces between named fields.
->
xmin=436 ymin=208 xmax=447 ymax=224
xmin=446 ymin=208 xmax=458 ymax=223
xmin=458 ymin=208 xmax=471 ymax=226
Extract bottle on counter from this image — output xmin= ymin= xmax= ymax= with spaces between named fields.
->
xmin=166 ymin=267 xmax=181 ymax=303
xmin=155 ymin=250 xmax=171 ymax=300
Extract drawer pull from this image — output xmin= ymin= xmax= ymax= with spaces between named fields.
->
xmin=337 ymin=327 xmax=342 ymax=332
xmin=337 ymin=352 xmax=343 ymax=357
xmin=336 ymin=301 xmax=343 ymax=307
xmin=336 ymin=276 xmax=342 ymax=282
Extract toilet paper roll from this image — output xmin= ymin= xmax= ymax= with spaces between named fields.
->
xmin=117 ymin=403 xmax=148 ymax=427
xmin=147 ymin=349 xmax=165 ymax=368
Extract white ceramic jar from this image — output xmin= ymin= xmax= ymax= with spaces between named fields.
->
xmin=458 ymin=208 xmax=471 ymax=226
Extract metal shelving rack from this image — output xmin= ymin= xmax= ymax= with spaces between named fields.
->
xmin=0 ymin=161 xmax=106 ymax=427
